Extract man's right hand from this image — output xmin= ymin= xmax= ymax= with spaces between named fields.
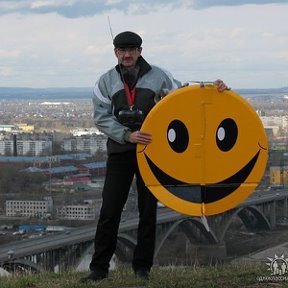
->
xmin=128 ymin=131 xmax=152 ymax=144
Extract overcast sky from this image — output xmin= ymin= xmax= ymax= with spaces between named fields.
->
xmin=0 ymin=0 xmax=287 ymax=89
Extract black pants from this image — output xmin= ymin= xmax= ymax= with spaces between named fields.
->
xmin=89 ymin=151 xmax=157 ymax=275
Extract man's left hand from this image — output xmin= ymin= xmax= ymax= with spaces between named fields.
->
xmin=214 ymin=79 xmax=230 ymax=92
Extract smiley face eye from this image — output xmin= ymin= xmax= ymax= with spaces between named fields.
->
xmin=167 ymin=120 xmax=189 ymax=153
xmin=216 ymin=118 xmax=238 ymax=152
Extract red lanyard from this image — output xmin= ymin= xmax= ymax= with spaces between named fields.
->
xmin=124 ymin=82 xmax=136 ymax=107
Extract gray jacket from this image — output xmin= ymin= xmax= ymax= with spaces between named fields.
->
xmin=93 ymin=56 xmax=181 ymax=154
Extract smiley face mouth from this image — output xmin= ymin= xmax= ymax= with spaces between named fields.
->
xmin=144 ymin=150 xmax=260 ymax=204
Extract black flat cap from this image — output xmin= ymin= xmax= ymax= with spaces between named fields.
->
xmin=113 ymin=31 xmax=142 ymax=48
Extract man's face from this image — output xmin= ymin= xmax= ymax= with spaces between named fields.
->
xmin=114 ymin=47 xmax=142 ymax=69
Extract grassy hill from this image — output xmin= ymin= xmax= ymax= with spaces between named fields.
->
xmin=0 ymin=263 xmax=286 ymax=288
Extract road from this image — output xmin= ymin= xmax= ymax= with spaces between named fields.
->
xmin=0 ymin=189 xmax=287 ymax=264
xmin=0 ymin=209 xmax=183 ymax=263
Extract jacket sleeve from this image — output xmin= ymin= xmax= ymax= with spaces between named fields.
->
xmin=164 ymin=69 xmax=182 ymax=91
xmin=153 ymin=67 xmax=182 ymax=102
xmin=92 ymin=79 xmax=131 ymax=144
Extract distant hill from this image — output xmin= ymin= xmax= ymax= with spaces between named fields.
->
xmin=0 ymin=87 xmax=93 ymax=100
xmin=236 ymin=86 xmax=288 ymax=95
xmin=0 ymin=86 xmax=287 ymax=101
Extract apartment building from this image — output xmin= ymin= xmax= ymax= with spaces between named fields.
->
xmin=0 ymin=139 xmax=52 ymax=156
xmin=270 ymin=164 xmax=288 ymax=186
xmin=0 ymin=140 xmax=14 ymax=155
xmin=62 ymin=134 xmax=107 ymax=154
xmin=57 ymin=200 xmax=101 ymax=220
xmin=260 ymin=116 xmax=288 ymax=130
xmin=0 ymin=133 xmax=53 ymax=156
xmin=17 ymin=140 xmax=52 ymax=156
xmin=5 ymin=197 xmax=53 ymax=217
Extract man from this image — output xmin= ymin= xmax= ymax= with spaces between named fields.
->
xmin=82 ymin=31 xmax=228 ymax=282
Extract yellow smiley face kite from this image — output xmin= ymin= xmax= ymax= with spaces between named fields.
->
xmin=137 ymin=84 xmax=268 ymax=216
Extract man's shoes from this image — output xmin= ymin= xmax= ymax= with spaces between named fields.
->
xmin=80 ymin=271 xmax=107 ymax=282
xmin=134 ymin=268 xmax=150 ymax=280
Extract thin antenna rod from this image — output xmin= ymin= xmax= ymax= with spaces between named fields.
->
xmin=107 ymin=16 xmax=128 ymax=103
xmin=107 ymin=16 xmax=114 ymax=40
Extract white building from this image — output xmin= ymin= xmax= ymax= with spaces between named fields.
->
xmin=264 ymin=126 xmax=280 ymax=137
xmin=5 ymin=197 xmax=53 ymax=217
xmin=70 ymin=128 xmax=102 ymax=136
xmin=16 ymin=140 xmax=52 ymax=156
xmin=62 ymin=134 xmax=107 ymax=154
xmin=260 ymin=116 xmax=288 ymax=130
xmin=0 ymin=125 xmax=16 ymax=132
xmin=57 ymin=203 xmax=97 ymax=220
xmin=0 ymin=140 xmax=14 ymax=155
xmin=0 ymin=139 xmax=52 ymax=156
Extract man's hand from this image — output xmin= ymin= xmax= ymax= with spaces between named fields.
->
xmin=128 ymin=131 xmax=152 ymax=144
xmin=214 ymin=79 xmax=230 ymax=92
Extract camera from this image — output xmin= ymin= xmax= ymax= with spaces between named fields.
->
xmin=118 ymin=108 xmax=144 ymax=129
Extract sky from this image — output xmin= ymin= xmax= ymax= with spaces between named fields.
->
xmin=0 ymin=0 xmax=287 ymax=89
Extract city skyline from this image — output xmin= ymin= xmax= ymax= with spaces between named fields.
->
xmin=0 ymin=0 xmax=287 ymax=89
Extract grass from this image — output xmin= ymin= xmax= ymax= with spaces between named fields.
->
xmin=0 ymin=263 xmax=288 ymax=288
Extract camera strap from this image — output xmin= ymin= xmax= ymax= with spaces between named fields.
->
xmin=124 ymin=82 xmax=136 ymax=108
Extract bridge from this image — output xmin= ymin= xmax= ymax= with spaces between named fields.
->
xmin=1 ymin=189 xmax=287 ymax=273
